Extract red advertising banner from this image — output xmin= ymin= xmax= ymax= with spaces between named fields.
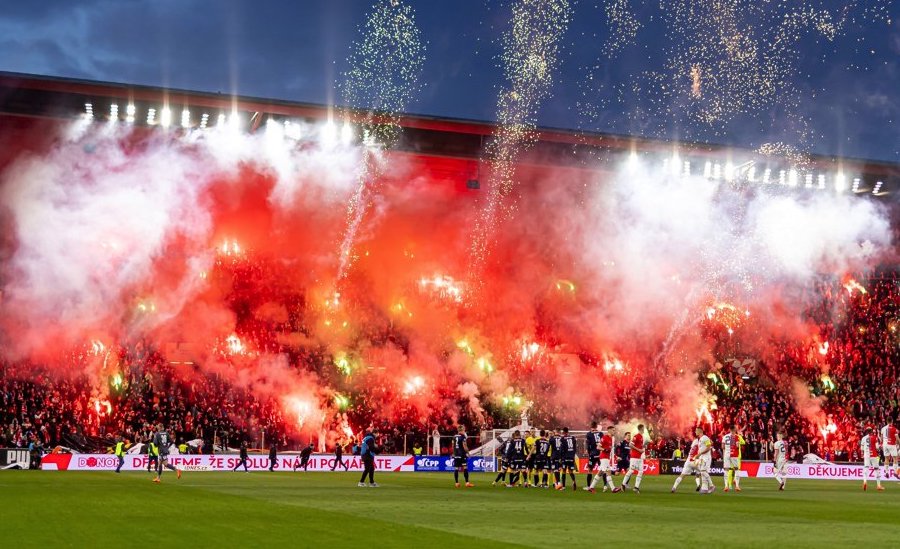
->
xmin=578 ymin=458 xmax=659 ymax=476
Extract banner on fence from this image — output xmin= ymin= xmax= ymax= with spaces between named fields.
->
xmin=660 ymin=459 xmax=743 ymax=477
xmin=40 ymin=453 xmax=415 ymax=472
xmin=1 ymin=448 xmax=31 ymax=470
xmin=742 ymin=461 xmax=900 ymax=481
xmin=578 ymin=458 xmax=659 ymax=476
xmin=413 ymin=456 xmax=495 ymax=472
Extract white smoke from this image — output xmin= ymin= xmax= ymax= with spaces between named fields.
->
xmin=0 ymin=122 xmax=361 ymax=358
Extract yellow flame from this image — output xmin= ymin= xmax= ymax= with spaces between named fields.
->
xmin=456 ymin=339 xmax=474 ymax=355
xmin=843 ymin=279 xmax=867 ymax=296
xmin=555 ymin=279 xmax=576 ymax=292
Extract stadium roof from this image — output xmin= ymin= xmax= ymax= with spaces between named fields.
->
xmin=0 ymin=71 xmax=897 ymax=199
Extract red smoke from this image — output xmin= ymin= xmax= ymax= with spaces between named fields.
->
xmin=0 ymin=119 xmax=893 ymax=440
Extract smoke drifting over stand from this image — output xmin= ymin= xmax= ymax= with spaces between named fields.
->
xmin=0 ymin=114 xmax=891 ymax=440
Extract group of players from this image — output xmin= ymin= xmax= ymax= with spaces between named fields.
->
xmin=858 ymin=424 xmax=900 ymax=491
xmin=121 ymin=418 xmax=899 ymax=493
xmin=449 ymin=422 xmax=652 ymax=493
xmin=449 ymin=421 xmax=900 ymax=493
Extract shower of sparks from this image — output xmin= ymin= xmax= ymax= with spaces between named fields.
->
xmin=603 ymin=0 xmax=641 ymax=56
xmin=756 ymin=142 xmax=812 ymax=169
xmin=690 ymin=64 xmax=701 ymax=98
xmin=468 ymin=0 xmax=573 ymax=292
xmin=341 ymin=0 xmax=425 ymax=145
xmin=579 ymin=0 xmax=892 ymax=153
xmin=418 ymin=275 xmax=465 ymax=304
xmin=337 ymin=0 xmax=426 ymax=280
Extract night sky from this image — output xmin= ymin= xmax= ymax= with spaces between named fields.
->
xmin=1 ymin=0 xmax=898 ymax=162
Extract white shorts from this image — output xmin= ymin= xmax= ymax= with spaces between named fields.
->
xmin=774 ymin=460 xmax=787 ymax=475
xmin=865 ymin=456 xmax=880 ymax=468
xmin=681 ymin=460 xmax=698 ymax=476
xmin=723 ymin=456 xmax=741 ymax=469
xmin=883 ymin=445 xmax=898 ymax=458
xmin=697 ymin=457 xmax=711 ymax=473
xmin=598 ymin=458 xmax=611 ymax=472
xmin=628 ymin=458 xmax=643 ymax=473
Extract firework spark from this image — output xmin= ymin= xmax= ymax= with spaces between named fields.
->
xmin=337 ymin=0 xmax=426 ymax=280
xmin=580 ymin=1 xmax=892 ymax=154
xmin=468 ymin=0 xmax=573 ymax=290
xmin=418 ymin=275 xmax=464 ymax=304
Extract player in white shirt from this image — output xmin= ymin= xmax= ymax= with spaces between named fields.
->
xmin=721 ymin=425 xmax=744 ymax=493
xmin=671 ymin=436 xmax=702 ymax=493
xmin=861 ymin=427 xmax=884 ymax=491
xmin=881 ymin=422 xmax=898 ymax=479
xmin=773 ymin=431 xmax=788 ymax=491
xmin=693 ymin=426 xmax=715 ymax=494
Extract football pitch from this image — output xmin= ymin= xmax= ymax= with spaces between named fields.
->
xmin=2 ymin=472 xmax=899 ymax=547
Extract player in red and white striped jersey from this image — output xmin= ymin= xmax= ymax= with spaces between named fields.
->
xmin=721 ymin=426 xmax=744 ymax=493
xmin=881 ymin=422 xmax=898 ymax=479
xmin=671 ymin=436 xmax=701 ymax=493
xmin=861 ymin=428 xmax=884 ymax=491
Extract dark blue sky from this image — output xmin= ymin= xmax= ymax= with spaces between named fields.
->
xmin=1 ymin=0 xmax=898 ymax=162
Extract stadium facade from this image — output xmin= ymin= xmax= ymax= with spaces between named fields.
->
xmin=0 ymin=71 xmax=898 ymax=207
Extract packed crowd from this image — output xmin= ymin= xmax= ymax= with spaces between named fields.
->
xmin=0 ymin=352 xmax=290 ymax=454
xmin=2 ymin=275 xmax=897 ymax=463
xmin=692 ymin=275 xmax=899 ymax=461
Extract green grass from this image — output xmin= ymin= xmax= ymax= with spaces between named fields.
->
xmin=1 ymin=471 xmax=899 ymax=547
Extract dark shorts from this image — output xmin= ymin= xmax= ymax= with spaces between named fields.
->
xmin=509 ymin=459 xmax=526 ymax=471
xmin=549 ymin=459 xmax=560 ymax=470
xmin=533 ymin=458 xmax=548 ymax=471
xmin=525 ymin=454 xmax=535 ymax=468
xmin=562 ymin=457 xmax=576 ymax=470
xmin=453 ymin=456 xmax=466 ymax=468
xmin=588 ymin=455 xmax=600 ymax=468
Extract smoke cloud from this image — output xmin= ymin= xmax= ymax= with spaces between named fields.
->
xmin=0 ymin=120 xmax=892 ymax=439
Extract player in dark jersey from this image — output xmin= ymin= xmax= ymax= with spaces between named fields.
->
xmin=331 ymin=440 xmax=349 ymax=471
xmin=452 ymin=425 xmax=474 ymax=488
xmin=268 ymin=443 xmax=277 ymax=472
xmin=529 ymin=430 xmax=552 ymax=488
xmin=233 ymin=440 xmax=250 ymax=472
xmin=585 ymin=422 xmax=601 ymax=489
xmin=294 ymin=443 xmax=314 ymax=471
xmin=152 ymin=423 xmax=182 ymax=483
xmin=492 ymin=437 xmax=511 ymax=486
xmin=504 ymin=430 xmax=527 ymax=487
xmin=549 ymin=429 xmax=564 ymax=489
xmin=559 ymin=427 xmax=578 ymax=491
